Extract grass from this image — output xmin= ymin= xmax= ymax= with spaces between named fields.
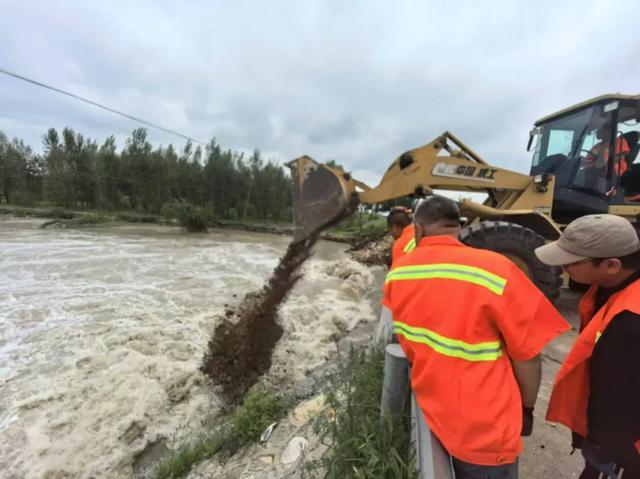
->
xmin=0 ymin=205 xmax=76 ymax=219
xmin=147 ymin=387 xmax=291 ymax=479
xmin=115 ymin=211 xmax=165 ymax=224
xmin=219 ymin=218 xmax=292 ymax=227
xmin=175 ymin=204 xmax=209 ymax=233
xmin=304 ymin=346 xmax=415 ymax=479
xmin=0 ymin=204 xmax=165 ymax=227
xmin=327 ymin=212 xmax=387 ymax=242
xmin=60 ymin=214 xmax=113 ymax=227
xmin=149 ymin=348 xmax=412 ymax=479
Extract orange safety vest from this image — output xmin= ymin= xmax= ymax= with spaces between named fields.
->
xmin=587 ymin=137 xmax=630 ymax=176
xmin=382 ymin=225 xmax=417 ymax=309
xmin=546 ymin=279 xmax=640 ymax=453
xmin=391 ymin=224 xmax=416 ymax=268
xmin=384 ymin=236 xmax=569 ymax=465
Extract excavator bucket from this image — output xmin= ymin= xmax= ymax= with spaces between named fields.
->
xmin=287 ymin=156 xmax=356 ymax=240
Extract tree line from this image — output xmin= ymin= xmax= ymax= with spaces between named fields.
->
xmin=0 ymin=127 xmax=292 ymax=221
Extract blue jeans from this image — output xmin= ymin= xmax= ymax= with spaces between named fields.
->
xmin=452 ymin=457 xmax=518 ymax=479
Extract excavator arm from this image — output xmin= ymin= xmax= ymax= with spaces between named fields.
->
xmin=288 ymin=131 xmax=560 ymax=240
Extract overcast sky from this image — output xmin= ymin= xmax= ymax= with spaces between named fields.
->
xmin=1 ymin=0 xmax=638 ymax=185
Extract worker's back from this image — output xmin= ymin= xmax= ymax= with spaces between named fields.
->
xmin=385 ymin=235 xmax=567 ymax=466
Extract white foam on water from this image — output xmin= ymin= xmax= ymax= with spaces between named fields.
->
xmin=268 ymin=259 xmax=377 ymax=385
xmin=0 ymin=219 xmax=377 ymax=478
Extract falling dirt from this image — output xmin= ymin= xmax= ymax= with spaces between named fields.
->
xmin=201 ymin=200 xmax=358 ymax=404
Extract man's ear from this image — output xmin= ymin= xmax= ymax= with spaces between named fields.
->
xmin=603 ymin=258 xmax=623 ymax=274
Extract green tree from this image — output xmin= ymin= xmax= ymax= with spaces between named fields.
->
xmin=203 ymin=139 xmax=239 ymax=218
xmin=3 ymin=126 xmax=293 ymax=221
xmin=325 ymin=159 xmax=345 ymax=171
xmin=11 ymin=139 xmax=39 ymax=205
xmin=0 ymin=133 xmax=25 ymax=203
xmin=120 ymin=128 xmax=153 ymax=210
xmin=23 ymin=152 xmax=45 ymax=204
xmin=0 ymin=132 xmax=11 ymax=203
xmin=96 ymin=136 xmax=120 ymax=209
xmin=60 ymin=128 xmax=98 ymax=208
xmin=242 ymin=149 xmax=263 ymax=219
xmin=43 ymin=128 xmax=73 ymax=207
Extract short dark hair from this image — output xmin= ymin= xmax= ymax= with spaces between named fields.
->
xmin=414 ymin=196 xmax=460 ymax=227
xmin=592 ymin=249 xmax=640 ymax=270
xmin=387 ymin=209 xmax=411 ymax=228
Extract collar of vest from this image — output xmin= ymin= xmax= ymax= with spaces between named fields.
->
xmin=401 ymin=224 xmax=414 ymax=236
xmin=418 ymin=235 xmax=463 ymax=248
xmin=580 ymin=276 xmax=640 ymax=330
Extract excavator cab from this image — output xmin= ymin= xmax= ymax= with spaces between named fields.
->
xmin=528 ymin=94 xmax=640 ymax=223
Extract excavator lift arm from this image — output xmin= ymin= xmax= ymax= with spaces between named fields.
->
xmin=288 ymin=131 xmax=559 ymax=240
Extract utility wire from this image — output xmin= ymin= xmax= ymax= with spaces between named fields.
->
xmin=0 ymin=67 xmax=206 ymax=145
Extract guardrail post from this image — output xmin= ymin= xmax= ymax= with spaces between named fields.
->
xmin=375 ymin=305 xmax=394 ymax=345
xmin=412 ymin=393 xmax=455 ymax=478
xmin=379 ymin=344 xmax=455 ymax=478
xmin=377 ymin=302 xmax=455 ymax=479
xmin=380 ymin=343 xmax=410 ymax=419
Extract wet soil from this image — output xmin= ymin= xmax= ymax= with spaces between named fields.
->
xmin=201 ymin=202 xmax=358 ymax=404
xmin=348 ymin=235 xmax=393 ymax=266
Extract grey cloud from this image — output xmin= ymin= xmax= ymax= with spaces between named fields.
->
xmin=1 ymin=0 xmax=638 ymax=187
xmin=307 ymin=117 xmax=362 ymax=144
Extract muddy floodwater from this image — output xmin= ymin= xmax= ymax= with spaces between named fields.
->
xmin=0 ymin=219 xmax=379 ymax=478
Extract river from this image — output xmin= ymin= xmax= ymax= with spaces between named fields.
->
xmin=0 ymin=219 xmax=380 ymax=478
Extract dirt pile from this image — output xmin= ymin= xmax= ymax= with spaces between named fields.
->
xmin=201 ymin=201 xmax=357 ymax=404
xmin=348 ymin=235 xmax=393 ymax=266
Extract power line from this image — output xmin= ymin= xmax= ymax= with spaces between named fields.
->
xmin=0 ymin=67 xmax=206 ymax=145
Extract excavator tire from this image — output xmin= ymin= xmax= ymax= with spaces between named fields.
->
xmin=460 ymin=220 xmax=562 ymax=300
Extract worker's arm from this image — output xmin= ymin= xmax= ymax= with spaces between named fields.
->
xmin=511 ymin=354 xmax=542 ymax=408
xmin=494 ymin=265 xmax=570 ymax=435
xmin=511 ymin=354 xmax=542 ymax=436
xmin=495 ymin=264 xmax=569 ymax=369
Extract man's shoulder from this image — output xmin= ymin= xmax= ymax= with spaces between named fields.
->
xmin=394 ymin=242 xmax=515 ymax=271
xmin=458 ymin=244 xmax=518 ymax=272
xmin=610 ymin=310 xmax=640 ymax=334
xmin=595 ymin=311 xmax=640 ymax=365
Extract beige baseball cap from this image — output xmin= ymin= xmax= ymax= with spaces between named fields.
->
xmin=535 ymin=214 xmax=640 ymax=266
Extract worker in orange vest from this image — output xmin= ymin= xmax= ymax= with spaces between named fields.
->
xmin=584 ymin=122 xmax=630 ymax=177
xmin=387 ymin=206 xmax=415 ymax=268
xmin=377 ymin=207 xmax=415 ymax=342
xmin=384 ymin=196 xmax=570 ymax=478
xmin=536 ymin=215 xmax=640 ymax=478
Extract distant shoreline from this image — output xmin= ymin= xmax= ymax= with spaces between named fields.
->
xmin=0 ymin=205 xmax=358 ymax=243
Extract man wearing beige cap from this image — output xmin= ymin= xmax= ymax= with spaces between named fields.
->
xmin=535 ymin=214 xmax=640 ymax=478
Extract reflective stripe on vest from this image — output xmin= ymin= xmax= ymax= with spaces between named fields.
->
xmin=385 ymin=263 xmax=507 ymax=295
xmin=393 ymin=321 xmax=503 ymax=361
xmin=403 ymin=237 xmax=416 ymax=254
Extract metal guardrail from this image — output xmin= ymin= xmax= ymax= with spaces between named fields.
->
xmin=411 ymin=391 xmax=455 ymax=478
xmin=380 ymin=342 xmax=455 ymax=479
xmin=380 ymin=344 xmax=409 ymax=418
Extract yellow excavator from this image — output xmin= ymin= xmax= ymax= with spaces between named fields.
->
xmin=289 ymin=94 xmax=640 ymax=299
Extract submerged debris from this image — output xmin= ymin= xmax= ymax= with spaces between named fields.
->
xmin=348 ymin=235 xmax=393 ymax=266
